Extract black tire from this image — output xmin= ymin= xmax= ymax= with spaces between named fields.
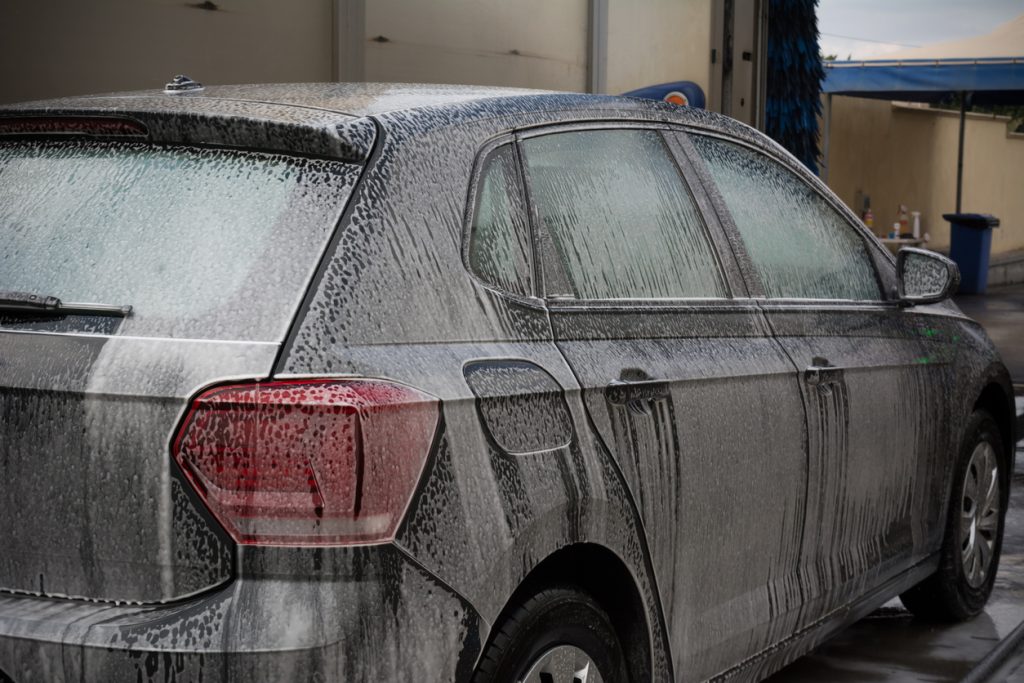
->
xmin=472 ymin=585 xmax=629 ymax=683
xmin=900 ymin=409 xmax=1007 ymax=621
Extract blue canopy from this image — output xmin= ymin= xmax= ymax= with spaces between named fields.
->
xmin=823 ymin=57 xmax=1024 ymax=105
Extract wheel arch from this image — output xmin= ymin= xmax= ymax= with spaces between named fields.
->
xmin=972 ymin=375 xmax=1016 ymax=477
xmin=484 ymin=542 xmax=655 ymax=683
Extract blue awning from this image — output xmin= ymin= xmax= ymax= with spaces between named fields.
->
xmin=823 ymin=57 xmax=1024 ymax=105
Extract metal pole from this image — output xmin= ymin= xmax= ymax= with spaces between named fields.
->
xmin=822 ymin=93 xmax=832 ymax=182
xmin=332 ymin=0 xmax=365 ymax=83
xmin=956 ymin=91 xmax=968 ymax=213
xmin=753 ymin=0 xmax=769 ymax=131
xmin=587 ymin=0 xmax=608 ymax=94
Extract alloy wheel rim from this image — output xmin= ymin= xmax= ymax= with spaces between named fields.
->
xmin=961 ymin=441 xmax=1000 ymax=589
xmin=518 ymin=645 xmax=604 ymax=683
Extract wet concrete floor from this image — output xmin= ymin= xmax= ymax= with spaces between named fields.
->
xmin=770 ymin=285 xmax=1024 ymax=682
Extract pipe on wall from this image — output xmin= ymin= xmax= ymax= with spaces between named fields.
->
xmin=333 ymin=0 xmax=365 ymax=82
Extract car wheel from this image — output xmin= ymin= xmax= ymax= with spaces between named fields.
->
xmin=900 ymin=409 xmax=1007 ymax=621
xmin=472 ymin=586 xmax=629 ymax=683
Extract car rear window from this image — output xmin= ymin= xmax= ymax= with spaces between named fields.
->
xmin=0 ymin=140 xmax=360 ymax=341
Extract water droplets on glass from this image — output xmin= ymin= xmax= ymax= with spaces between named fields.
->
xmin=902 ymin=251 xmax=951 ymax=299
xmin=690 ymin=135 xmax=881 ymax=301
xmin=467 ymin=145 xmax=533 ymax=297
xmin=522 ymin=129 xmax=728 ymax=300
xmin=0 ymin=140 xmax=359 ymax=340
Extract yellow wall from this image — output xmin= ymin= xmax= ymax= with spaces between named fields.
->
xmin=827 ymin=96 xmax=1024 ymax=256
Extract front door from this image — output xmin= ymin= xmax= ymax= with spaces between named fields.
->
xmin=518 ymin=125 xmax=810 ymax=679
xmin=685 ymin=132 xmax=948 ymax=622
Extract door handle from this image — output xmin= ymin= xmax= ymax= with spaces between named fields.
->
xmin=605 ymin=378 xmax=671 ymax=407
xmin=804 ymin=358 xmax=843 ymax=386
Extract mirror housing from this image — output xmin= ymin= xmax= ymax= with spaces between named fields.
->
xmin=896 ymin=247 xmax=960 ymax=305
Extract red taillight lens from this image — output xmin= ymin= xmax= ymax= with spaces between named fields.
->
xmin=172 ymin=379 xmax=439 ymax=546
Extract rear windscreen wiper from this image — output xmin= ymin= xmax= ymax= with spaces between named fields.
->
xmin=0 ymin=290 xmax=132 ymax=317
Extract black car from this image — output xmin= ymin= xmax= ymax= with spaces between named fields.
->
xmin=0 ymin=81 xmax=1015 ymax=682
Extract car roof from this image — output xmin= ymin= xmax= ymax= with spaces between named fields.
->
xmin=0 ymin=81 xmax=746 ymax=128
xmin=0 ymin=82 xmax=769 ymax=163
xmin=156 ymin=82 xmax=556 ymax=117
xmin=1 ymin=82 xmax=567 ymax=123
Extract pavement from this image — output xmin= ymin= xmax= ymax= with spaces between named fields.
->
xmin=955 ymin=283 xmax=1024 ymax=385
xmin=769 ymin=283 xmax=1024 ymax=683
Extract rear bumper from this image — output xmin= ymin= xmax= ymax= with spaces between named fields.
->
xmin=0 ymin=545 xmax=484 ymax=682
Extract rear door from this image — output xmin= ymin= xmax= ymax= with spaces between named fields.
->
xmin=683 ymin=132 xmax=948 ymax=623
xmin=517 ymin=124 xmax=810 ymax=679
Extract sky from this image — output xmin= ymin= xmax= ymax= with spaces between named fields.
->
xmin=817 ymin=0 xmax=1024 ymax=59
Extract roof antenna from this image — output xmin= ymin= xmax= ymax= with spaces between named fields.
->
xmin=164 ymin=75 xmax=204 ymax=94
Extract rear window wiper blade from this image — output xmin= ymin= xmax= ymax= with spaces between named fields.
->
xmin=0 ymin=290 xmax=132 ymax=317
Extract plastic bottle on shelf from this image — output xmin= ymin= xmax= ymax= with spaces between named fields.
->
xmin=891 ymin=222 xmax=901 ymax=240
xmin=911 ymin=211 xmax=921 ymax=240
xmin=898 ymin=205 xmax=910 ymax=237
xmin=862 ymin=196 xmax=875 ymax=231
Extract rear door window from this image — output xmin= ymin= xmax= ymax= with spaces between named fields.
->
xmin=520 ymin=129 xmax=727 ymax=300
xmin=689 ymin=135 xmax=882 ymax=301
xmin=0 ymin=141 xmax=360 ymax=340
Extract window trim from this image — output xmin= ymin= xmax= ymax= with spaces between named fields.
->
xmin=515 ymin=122 xmax=740 ymax=306
xmin=460 ymin=134 xmax=544 ymax=308
xmin=676 ymin=129 xmax=898 ymax=306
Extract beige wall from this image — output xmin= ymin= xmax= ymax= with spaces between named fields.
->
xmin=0 ymin=0 xmax=716 ymax=104
xmin=0 ymin=0 xmax=334 ymax=104
xmin=827 ymin=96 xmax=1024 ymax=256
xmin=366 ymin=0 xmax=714 ymax=95
xmin=605 ymin=0 xmax=712 ymax=96
xmin=365 ymin=0 xmax=588 ymax=91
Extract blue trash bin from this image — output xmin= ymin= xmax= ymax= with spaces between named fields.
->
xmin=943 ymin=213 xmax=1000 ymax=294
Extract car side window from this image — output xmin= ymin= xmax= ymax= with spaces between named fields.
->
xmin=692 ymin=135 xmax=884 ymax=301
xmin=468 ymin=144 xmax=533 ymax=297
xmin=521 ymin=129 xmax=727 ymax=300
xmin=689 ymin=134 xmax=882 ymax=301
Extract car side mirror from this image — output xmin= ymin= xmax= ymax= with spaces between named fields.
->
xmin=896 ymin=247 xmax=960 ymax=305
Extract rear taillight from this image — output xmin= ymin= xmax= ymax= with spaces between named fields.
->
xmin=172 ymin=379 xmax=439 ymax=546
